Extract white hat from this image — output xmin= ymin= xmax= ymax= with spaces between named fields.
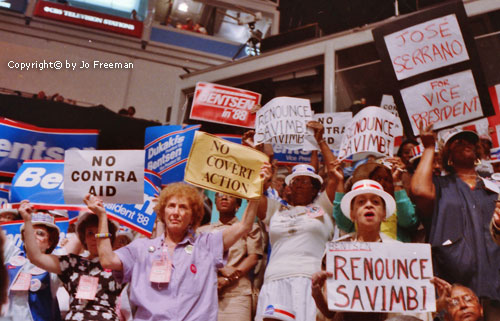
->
xmin=285 ymin=164 xmax=323 ymax=186
xmin=442 ymin=127 xmax=479 ymax=146
xmin=262 ymin=304 xmax=295 ymax=321
xmin=20 ymin=212 xmax=60 ymax=253
xmin=340 ymin=179 xmax=396 ymax=220
xmin=409 ymin=144 xmax=424 ymax=164
xmin=0 ymin=203 xmax=19 ymax=218
xmin=116 ymin=226 xmax=134 ymax=242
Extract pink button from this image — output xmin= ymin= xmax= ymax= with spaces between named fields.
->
xmin=190 ymin=264 xmax=197 ymax=274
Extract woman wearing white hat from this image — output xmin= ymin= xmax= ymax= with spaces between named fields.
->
xmin=4 ymin=210 xmax=62 ymax=321
xmin=19 ymin=200 xmax=122 ymax=321
xmin=254 ymin=121 xmax=338 ymax=321
xmin=312 ymin=179 xmax=396 ymax=321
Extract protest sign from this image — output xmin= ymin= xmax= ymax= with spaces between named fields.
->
xmin=0 ymin=188 xmax=9 ymax=206
xmin=373 ymin=1 xmax=493 ymax=137
xmin=103 ymin=177 xmax=158 ymax=237
xmin=145 ymin=169 xmax=161 ymax=189
xmin=401 ymin=70 xmax=483 ymax=135
xmin=0 ymin=218 xmax=69 ymax=252
xmin=314 ymin=112 xmax=352 ymax=150
xmin=326 ymin=241 xmax=435 ymax=313
xmin=384 ymin=14 xmax=469 ymax=80
xmin=184 ymin=132 xmax=268 ymax=199
xmin=338 ymin=107 xmax=399 ymax=161
xmin=10 ymin=160 xmax=86 ymax=211
xmin=145 ymin=125 xmax=200 ymax=186
xmin=64 ymin=150 xmax=144 ymax=204
xmin=0 ymin=118 xmax=98 ymax=178
xmin=380 ymin=95 xmax=399 ymax=117
xmin=254 ymin=97 xmax=316 ymax=150
xmin=190 ymin=82 xmax=261 ymax=128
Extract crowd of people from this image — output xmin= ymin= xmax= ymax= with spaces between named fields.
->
xmin=1 ymin=118 xmax=500 ymax=321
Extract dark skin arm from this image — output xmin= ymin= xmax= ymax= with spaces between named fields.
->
xmin=410 ymin=122 xmax=436 ymax=216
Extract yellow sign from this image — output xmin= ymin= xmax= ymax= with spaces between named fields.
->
xmin=184 ymin=132 xmax=269 ymax=200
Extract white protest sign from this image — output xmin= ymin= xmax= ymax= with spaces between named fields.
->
xmin=380 ymin=95 xmax=399 ymax=117
xmin=326 ymin=241 xmax=435 ymax=313
xmin=254 ymin=97 xmax=316 ymax=150
xmin=64 ymin=150 xmax=145 ymax=204
xmin=384 ymin=14 xmax=469 ymax=80
xmin=314 ymin=112 xmax=352 ymax=150
xmin=401 ymin=70 xmax=483 ymax=135
xmin=338 ymin=107 xmax=398 ymax=161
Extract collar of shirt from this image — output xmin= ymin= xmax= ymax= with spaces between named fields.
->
xmin=213 ymin=216 xmax=239 ymax=228
xmin=160 ymin=228 xmax=196 ymax=247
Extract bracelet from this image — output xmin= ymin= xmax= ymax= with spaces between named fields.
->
xmin=95 ymin=233 xmax=111 ymax=239
xmin=318 ymin=139 xmax=326 ymax=144
xmin=393 ymin=181 xmax=403 ymax=187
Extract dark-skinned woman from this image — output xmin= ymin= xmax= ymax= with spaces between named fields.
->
xmin=411 ymin=125 xmax=500 ymax=321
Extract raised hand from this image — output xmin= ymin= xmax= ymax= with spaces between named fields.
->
xmin=83 ymin=194 xmax=106 ymax=217
xmin=18 ymin=200 xmax=35 ymax=222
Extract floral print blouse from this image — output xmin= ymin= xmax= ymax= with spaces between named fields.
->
xmin=58 ymin=254 xmax=122 ymax=321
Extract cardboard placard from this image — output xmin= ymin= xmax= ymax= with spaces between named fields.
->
xmin=184 ymin=132 xmax=268 ymax=200
xmin=326 ymin=241 xmax=435 ymax=313
xmin=338 ymin=107 xmax=399 ymax=161
xmin=189 ymin=82 xmax=261 ymax=128
xmin=64 ymin=150 xmax=144 ymax=204
xmin=314 ymin=112 xmax=352 ymax=150
xmin=373 ymin=1 xmax=493 ymax=137
xmin=402 ymin=70 xmax=483 ymax=135
xmin=384 ymin=14 xmax=469 ymax=80
xmin=254 ymin=97 xmax=316 ymax=150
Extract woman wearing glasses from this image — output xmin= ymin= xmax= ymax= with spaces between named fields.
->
xmin=19 ymin=201 xmax=122 ymax=321
xmin=4 ymin=209 xmax=62 ymax=321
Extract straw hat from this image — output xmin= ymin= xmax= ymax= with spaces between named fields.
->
xmin=20 ymin=212 xmax=60 ymax=253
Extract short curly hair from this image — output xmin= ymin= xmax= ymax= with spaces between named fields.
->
xmin=77 ymin=213 xmax=117 ymax=250
xmin=154 ymin=182 xmax=204 ymax=231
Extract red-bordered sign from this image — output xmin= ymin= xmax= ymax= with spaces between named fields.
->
xmin=190 ymin=82 xmax=261 ymax=128
xmin=34 ymin=1 xmax=143 ymax=38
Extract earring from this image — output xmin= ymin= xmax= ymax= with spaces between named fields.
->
xmin=474 ymin=158 xmax=481 ymax=166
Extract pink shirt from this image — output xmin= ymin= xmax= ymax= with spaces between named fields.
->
xmin=114 ymin=230 xmax=225 ymax=320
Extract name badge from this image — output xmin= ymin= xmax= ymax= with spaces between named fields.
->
xmin=482 ymin=177 xmax=500 ymax=194
xmin=11 ymin=272 xmax=31 ymax=291
xmin=306 ymin=205 xmax=325 ymax=218
xmin=149 ymin=259 xmax=172 ymax=284
xmin=75 ymin=275 xmax=99 ymax=300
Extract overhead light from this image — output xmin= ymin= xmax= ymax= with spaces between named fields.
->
xmin=178 ymin=2 xmax=188 ymax=12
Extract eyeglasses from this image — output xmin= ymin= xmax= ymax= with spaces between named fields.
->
xmin=34 ymin=229 xmax=49 ymax=238
xmin=449 ymin=294 xmax=477 ymax=307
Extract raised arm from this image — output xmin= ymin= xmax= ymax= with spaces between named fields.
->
xmin=83 ymin=194 xmax=123 ymax=271
xmin=222 ymin=163 xmax=272 ymax=250
xmin=410 ymin=123 xmax=436 ymax=216
xmin=307 ymin=121 xmax=338 ymax=202
xmin=18 ymin=201 xmax=61 ymax=274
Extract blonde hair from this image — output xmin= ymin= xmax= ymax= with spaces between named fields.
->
xmin=154 ymin=182 xmax=204 ymax=230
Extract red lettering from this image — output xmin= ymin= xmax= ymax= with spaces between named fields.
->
xmin=364 ymin=258 xmax=374 ymax=281
xmin=375 ymin=259 xmax=384 ymax=280
xmin=410 ymin=30 xmax=424 ymax=43
xmin=439 ymin=21 xmax=451 ymax=38
xmin=419 ymin=259 xmax=431 ymax=279
xmin=397 ymin=259 xmax=409 ymax=279
xmin=406 ymin=287 xmax=419 ymax=310
xmin=409 ymin=259 xmax=419 ymax=280
xmin=390 ymin=286 xmax=407 ymax=311
xmin=351 ymin=257 xmax=361 ymax=281
xmin=334 ymin=256 xmax=350 ymax=281
xmin=365 ymin=286 xmax=379 ymax=310
xmin=351 ymin=286 xmax=365 ymax=310
xmin=424 ymin=23 xmax=438 ymax=39
xmin=385 ymin=259 xmax=396 ymax=280
xmin=334 ymin=285 xmax=350 ymax=308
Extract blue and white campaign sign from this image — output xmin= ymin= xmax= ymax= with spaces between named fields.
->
xmin=0 ymin=218 xmax=69 ymax=251
xmin=64 ymin=150 xmax=145 ymax=204
xmin=0 ymin=187 xmax=9 ymax=206
xmin=10 ymin=160 xmax=86 ymax=211
xmin=145 ymin=125 xmax=201 ymax=186
xmin=145 ymin=169 xmax=161 ymax=189
xmin=103 ymin=177 xmax=159 ymax=237
xmin=0 ymin=118 xmax=98 ymax=178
